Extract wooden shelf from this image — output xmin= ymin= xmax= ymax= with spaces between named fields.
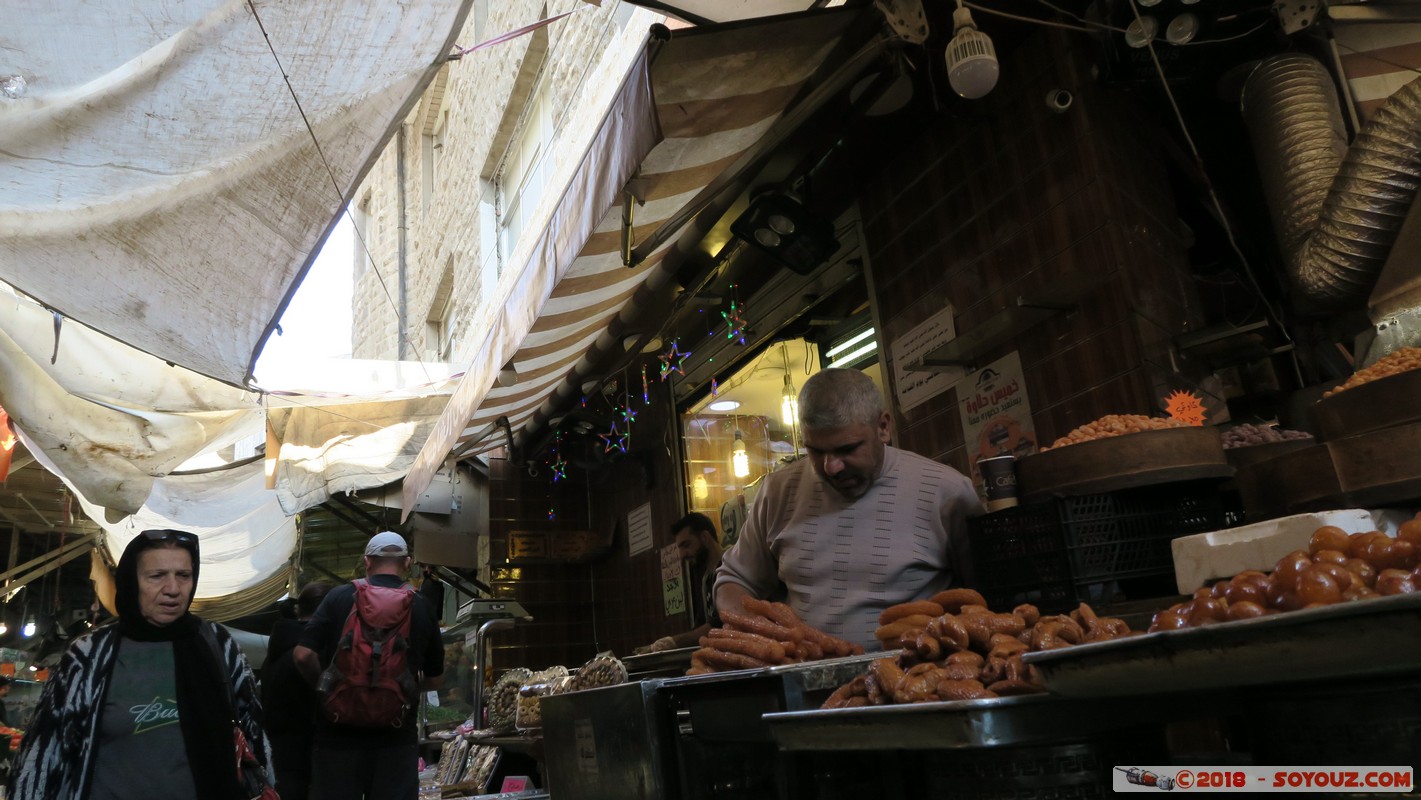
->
xmin=914 ymin=272 xmax=1109 ymax=372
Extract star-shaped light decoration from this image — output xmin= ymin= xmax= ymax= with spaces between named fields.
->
xmin=599 ymin=421 xmax=629 ymax=454
xmin=658 ymin=340 xmax=690 ymax=381
xmin=711 ymin=378 xmax=719 ymax=398
xmin=721 ymin=300 xmax=748 ymax=346
xmin=547 ymin=507 xmax=557 ymax=521
xmin=641 ymin=364 xmax=650 ymax=405
xmin=620 ymin=403 xmax=638 ymax=425
xmin=549 ymin=454 xmax=568 ymax=482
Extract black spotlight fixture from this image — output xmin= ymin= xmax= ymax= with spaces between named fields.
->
xmin=730 ymin=193 xmax=840 ymax=275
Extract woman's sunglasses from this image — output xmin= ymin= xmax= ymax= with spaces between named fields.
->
xmin=140 ymin=529 xmax=198 ymax=546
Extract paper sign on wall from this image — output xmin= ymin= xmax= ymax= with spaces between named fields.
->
xmin=663 ymin=574 xmax=686 ymax=616
xmin=958 ymin=351 xmax=1037 ymax=496
xmin=661 ymin=542 xmax=686 ymax=616
xmin=891 ymin=306 xmax=966 ymax=413
xmin=627 ymin=502 xmax=652 ymax=556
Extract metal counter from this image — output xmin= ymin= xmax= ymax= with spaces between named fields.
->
xmin=540 ymin=679 xmax=676 ymax=800
xmin=1022 ymin=592 xmax=1421 ymax=697
xmin=763 ymin=693 xmax=1178 ymax=751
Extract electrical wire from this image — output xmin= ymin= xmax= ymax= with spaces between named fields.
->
xmin=972 ymin=0 xmax=1272 ymax=46
xmin=964 ymin=2 xmax=1100 ymax=34
xmin=243 ymin=0 xmax=431 ymax=386
xmin=1122 ymin=0 xmax=1302 ymax=385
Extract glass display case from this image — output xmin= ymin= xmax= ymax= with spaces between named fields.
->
xmin=423 ymin=598 xmax=531 ymax=733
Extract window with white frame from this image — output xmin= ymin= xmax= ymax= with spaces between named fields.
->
xmin=496 ymin=72 xmax=554 ymax=270
xmin=426 ymin=259 xmax=458 ymax=362
xmin=352 ymin=192 xmax=373 ymax=278
xmin=422 ymin=111 xmax=446 ymax=216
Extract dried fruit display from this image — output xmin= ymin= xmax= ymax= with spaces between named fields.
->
xmin=1324 ymin=347 xmax=1421 ymax=397
xmin=820 ymin=590 xmax=1133 ymax=708
xmin=1148 ymin=514 xmax=1421 ymax=632
xmin=1221 ymin=423 xmax=1313 ymax=449
xmin=1042 ymin=414 xmax=1187 ymax=451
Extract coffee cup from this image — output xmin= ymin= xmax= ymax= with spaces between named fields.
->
xmin=979 ymin=454 xmax=1019 ymax=512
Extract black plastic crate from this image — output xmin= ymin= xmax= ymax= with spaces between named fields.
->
xmin=968 ymin=484 xmax=1226 ymax=613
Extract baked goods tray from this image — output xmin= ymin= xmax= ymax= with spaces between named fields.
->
xmin=764 ymin=693 xmax=1183 ymax=751
xmin=621 ymin=646 xmax=697 ymax=675
xmin=659 ymin=651 xmax=888 ymax=692
xmin=1022 ymin=592 xmax=1421 ymax=698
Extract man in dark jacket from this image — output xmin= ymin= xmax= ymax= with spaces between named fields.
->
xmin=262 ymin=581 xmax=331 ymax=800
xmin=294 ymin=532 xmax=444 ymax=800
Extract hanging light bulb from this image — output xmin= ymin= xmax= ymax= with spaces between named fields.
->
xmin=0 ymin=620 xmax=7 ymax=636
xmin=693 ymin=474 xmax=710 ymax=500
xmin=781 ymin=373 xmax=799 ymax=426
xmin=22 ymin=618 xmax=36 ymax=637
xmin=731 ymin=432 xmax=750 ymax=479
xmin=946 ymin=1 xmax=999 ymax=99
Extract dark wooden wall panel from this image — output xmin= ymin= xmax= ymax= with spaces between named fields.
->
xmin=485 ymin=356 xmax=693 ymax=675
xmin=862 ymin=29 xmax=1204 ymax=472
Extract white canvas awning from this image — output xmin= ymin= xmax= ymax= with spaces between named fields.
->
xmin=0 ymin=287 xmax=460 ymax=608
xmin=0 ymin=0 xmax=475 ymax=386
xmin=401 ymin=10 xmax=873 ymax=513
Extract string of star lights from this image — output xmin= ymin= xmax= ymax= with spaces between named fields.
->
xmin=641 ymin=364 xmax=650 ymax=405
xmin=721 ymin=285 xmax=748 ymax=346
xmin=659 ymin=340 xmax=690 ymax=380
xmin=599 ymin=421 xmax=629 ymax=454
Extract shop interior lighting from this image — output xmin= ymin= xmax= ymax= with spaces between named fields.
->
xmin=707 ymin=399 xmax=741 ymax=412
xmin=0 ymin=621 xmax=7 ymax=636
xmin=731 ymin=432 xmax=750 ymax=479
xmin=729 ymin=193 xmax=840 ymax=275
xmin=780 ymin=344 xmax=800 ymax=426
xmin=22 ymin=619 xmax=36 ymax=638
xmin=824 ymin=327 xmax=875 ymax=359
xmin=946 ymin=0 xmax=999 ymax=99
xmin=826 ymin=342 xmax=877 ymax=370
xmin=693 ymin=473 xmax=710 ymax=500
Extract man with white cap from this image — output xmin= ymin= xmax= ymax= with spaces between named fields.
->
xmin=294 ymin=531 xmax=444 ymax=800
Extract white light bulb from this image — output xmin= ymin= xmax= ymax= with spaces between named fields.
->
xmin=22 ymin=621 xmax=36 ymax=637
xmin=731 ymin=435 xmax=750 ymax=479
xmin=781 ymin=374 xmax=799 ymax=426
xmin=946 ymin=6 xmax=999 ymax=100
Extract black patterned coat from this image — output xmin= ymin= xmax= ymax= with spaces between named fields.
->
xmin=6 ymin=621 xmax=271 ymax=800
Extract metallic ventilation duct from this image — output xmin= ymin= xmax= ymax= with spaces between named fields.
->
xmin=1243 ymin=54 xmax=1421 ymax=311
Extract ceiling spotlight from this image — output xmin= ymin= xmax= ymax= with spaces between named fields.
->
xmin=707 ymin=400 xmax=741 ymax=412
xmin=946 ymin=2 xmax=998 ymax=100
xmin=730 ymin=193 xmax=840 ymax=275
xmin=1166 ymin=13 xmax=1199 ymax=44
xmin=1125 ymin=16 xmax=1158 ymax=48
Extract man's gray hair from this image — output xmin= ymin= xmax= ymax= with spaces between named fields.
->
xmin=798 ymin=368 xmax=884 ymax=429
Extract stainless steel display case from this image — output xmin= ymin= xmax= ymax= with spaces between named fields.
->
xmin=655 ymin=653 xmax=884 ymax=800
xmin=540 ymin=679 xmax=677 ymax=800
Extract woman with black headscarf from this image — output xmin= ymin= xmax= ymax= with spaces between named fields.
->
xmin=6 ymin=529 xmax=272 ymax=800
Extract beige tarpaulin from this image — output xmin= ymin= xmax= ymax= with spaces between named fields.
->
xmin=0 ymin=288 xmax=459 ymax=604
xmin=0 ymin=0 xmax=475 ymax=385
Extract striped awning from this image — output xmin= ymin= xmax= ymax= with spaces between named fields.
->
xmin=1333 ymin=12 xmax=1421 ymax=121
xmin=401 ymin=10 xmax=870 ymax=513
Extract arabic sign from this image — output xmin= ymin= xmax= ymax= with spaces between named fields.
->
xmin=958 ymin=351 xmax=1037 ymax=497
xmin=891 ymin=306 xmax=965 ymax=413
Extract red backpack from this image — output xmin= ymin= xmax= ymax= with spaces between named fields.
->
xmin=318 ymin=579 xmax=419 ymax=727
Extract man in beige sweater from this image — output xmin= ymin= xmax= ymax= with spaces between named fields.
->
xmin=714 ymin=368 xmax=984 ymax=650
